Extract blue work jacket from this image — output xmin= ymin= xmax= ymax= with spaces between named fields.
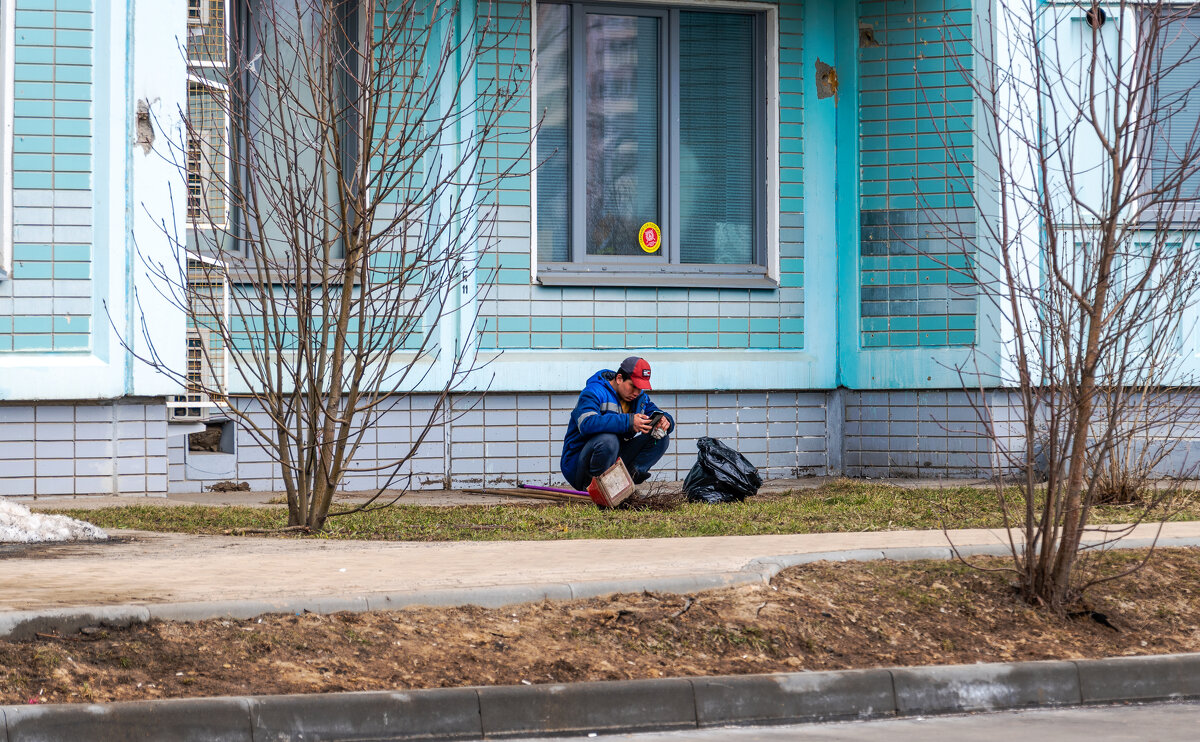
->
xmin=559 ymin=369 xmax=675 ymax=482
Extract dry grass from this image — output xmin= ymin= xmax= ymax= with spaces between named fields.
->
xmin=45 ymin=479 xmax=1200 ymax=541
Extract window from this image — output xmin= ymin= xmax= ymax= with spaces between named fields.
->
xmin=185 ymin=1 xmax=365 ymax=260
xmin=188 ymin=0 xmax=206 ymax=23
xmin=186 ymin=0 xmax=231 ymax=229
xmin=1146 ymin=8 xmax=1200 ymax=218
xmin=187 ymin=82 xmax=228 ymax=225
xmin=535 ymin=1 xmax=772 ymax=286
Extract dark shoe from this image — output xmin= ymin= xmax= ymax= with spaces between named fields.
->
xmin=632 ymin=469 xmax=651 ymax=484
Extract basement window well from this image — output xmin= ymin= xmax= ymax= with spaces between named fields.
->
xmin=189 ymin=420 xmax=235 ymax=454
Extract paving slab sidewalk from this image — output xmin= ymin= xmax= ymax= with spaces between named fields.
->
xmin=3 ymin=519 xmax=1200 ymax=640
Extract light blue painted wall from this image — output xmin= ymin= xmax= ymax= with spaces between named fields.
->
xmin=1 ymin=0 xmax=93 ymax=354
xmin=838 ymin=0 xmax=991 ymax=390
xmin=857 ymin=0 xmax=975 ymax=350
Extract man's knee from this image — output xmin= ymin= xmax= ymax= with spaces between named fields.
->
xmin=589 ymin=433 xmax=621 ymax=462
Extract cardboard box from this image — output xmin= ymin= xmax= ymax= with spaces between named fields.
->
xmin=586 ymin=460 xmax=634 ymax=508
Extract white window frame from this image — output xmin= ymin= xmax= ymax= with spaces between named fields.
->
xmin=0 ymin=0 xmax=15 ymax=279
xmin=530 ymin=0 xmax=779 ymax=288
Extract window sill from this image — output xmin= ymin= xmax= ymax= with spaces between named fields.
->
xmin=537 ymin=264 xmax=778 ymax=289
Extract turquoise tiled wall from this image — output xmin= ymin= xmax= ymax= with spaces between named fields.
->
xmin=1 ymin=0 xmax=93 ymax=353
xmin=475 ymin=0 xmax=803 ymax=352
xmin=857 ymin=0 xmax=975 ymax=349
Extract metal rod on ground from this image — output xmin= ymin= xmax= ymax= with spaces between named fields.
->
xmin=463 ymin=488 xmax=590 ymax=503
xmin=519 ymin=484 xmax=590 ymax=497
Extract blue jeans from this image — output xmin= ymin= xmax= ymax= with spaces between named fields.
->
xmin=568 ymin=432 xmax=670 ymax=491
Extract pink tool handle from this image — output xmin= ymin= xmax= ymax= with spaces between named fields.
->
xmin=519 ymin=484 xmax=590 ymax=497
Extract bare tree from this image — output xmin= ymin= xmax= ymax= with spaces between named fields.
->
xmin=132 ymin=0 xmax=528 ymax=530
xmin=941 ymin=0 xmax=1200 ymax=609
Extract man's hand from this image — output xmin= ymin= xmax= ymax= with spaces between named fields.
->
xmin=632 ymin=413 xmax=653 ymax=434
xmin=655 ymin=416 xmax=670 ymax=431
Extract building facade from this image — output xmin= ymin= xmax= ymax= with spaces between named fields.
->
xmin=0 ymin=0 xmax=1193 ymax=496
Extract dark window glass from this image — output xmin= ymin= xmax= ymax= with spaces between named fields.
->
xmin=585 ymin=14 xmax=660 ymax=257
xmin=536 ymin=3 xmax=571 ymax=262
xmin=1151 ymin=15 xmax=1200 ymax=203
xmin=680 ymin=11 xmax=755 ymax=264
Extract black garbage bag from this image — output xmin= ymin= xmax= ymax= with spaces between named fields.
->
xmin=683 ymin=437 xmax=763 ymax=504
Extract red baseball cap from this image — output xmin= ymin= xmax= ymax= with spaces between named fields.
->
xmin=619 ymin=356 xmax=652 ymax=390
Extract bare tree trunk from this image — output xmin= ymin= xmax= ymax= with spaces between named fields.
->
xmin=938 ymin=0 xmax=1200 ymax=608
xmin=129 ymin=0 xmax=531 ymax=531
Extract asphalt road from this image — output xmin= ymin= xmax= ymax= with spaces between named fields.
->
xmin=521 ymin=701 xmax=1200 ymax=741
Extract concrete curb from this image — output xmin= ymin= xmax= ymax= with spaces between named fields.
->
xmin=4 ymin=536 xmax=1200 ymax=640
xmin=4 ymin=654 xmax=1200 ymax=741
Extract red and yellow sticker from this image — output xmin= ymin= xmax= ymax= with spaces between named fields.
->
xmin=639 ymin=222 xmax=661 ymax=253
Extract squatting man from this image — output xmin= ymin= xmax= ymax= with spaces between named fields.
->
xmin=560 ymin=356 xmax=675 ymax=492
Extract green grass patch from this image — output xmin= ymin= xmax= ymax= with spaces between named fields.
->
xmin=44 ymin=479 xmax=1200 ymax=542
